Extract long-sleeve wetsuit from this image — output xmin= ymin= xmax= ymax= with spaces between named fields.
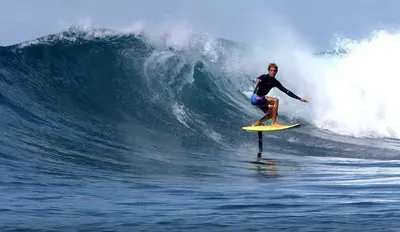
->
xmin=253 ymin=74 xmax=301 ymax=100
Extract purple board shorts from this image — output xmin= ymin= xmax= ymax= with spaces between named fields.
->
xmin=250 ymin=94 xmax=273 ymax=114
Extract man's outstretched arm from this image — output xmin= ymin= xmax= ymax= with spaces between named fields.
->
xmin=276 ymin=81 xmax=308 ymax=102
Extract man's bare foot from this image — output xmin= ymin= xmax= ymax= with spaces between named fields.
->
xmin=271 ymin=122 xmax=284 ymax=127
xmin=252 ymin=121 xmax=263 ymax=126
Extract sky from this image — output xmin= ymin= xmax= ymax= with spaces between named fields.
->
xmin=1 ymin=0 xmax=400 ymax=51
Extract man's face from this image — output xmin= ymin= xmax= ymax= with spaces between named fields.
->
xmin=268 ymin=68 xmax=277 ymax=77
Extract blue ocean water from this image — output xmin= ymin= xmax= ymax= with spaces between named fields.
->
xmin=1 ymin=28 xmax=400 ymax=231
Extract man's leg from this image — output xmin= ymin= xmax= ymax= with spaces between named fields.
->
xmin=252 ymin=112 xmax=271 ymax=126
xmin=252 ymin=106 xmax=272 ymax=126
xmin=251 ymin=95 xmax=275 ymax=126
xmin=266 ymin=97 xmax=283 ymax=126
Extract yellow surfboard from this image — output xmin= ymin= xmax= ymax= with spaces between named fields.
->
xmin=242 ymin=123 xmax=301 ymax=132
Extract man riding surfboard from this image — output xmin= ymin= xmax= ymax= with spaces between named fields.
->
xmin=251 ymin=63 xmax=308 ymax=127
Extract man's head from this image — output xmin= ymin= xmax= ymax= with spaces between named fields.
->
xmin=268 ymin=63 xmax=278 ymax=77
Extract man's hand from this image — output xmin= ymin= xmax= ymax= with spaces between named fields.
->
xmin=300 ymin=98 xmax=309 ymax=103
xmin=255 ymin=78 xmax=261 ymax=83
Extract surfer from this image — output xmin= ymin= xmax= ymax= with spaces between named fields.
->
xmin=251 ymin=63 xmax=308 ymax=127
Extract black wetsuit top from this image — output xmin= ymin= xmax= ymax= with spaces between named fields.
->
xmin=253 ymin=74 xmax=301 ymax=100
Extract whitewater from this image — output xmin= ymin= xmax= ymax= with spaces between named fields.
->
xmin=2 ymin=23 xmax=400 ymax=231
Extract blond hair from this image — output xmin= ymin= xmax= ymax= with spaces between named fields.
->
xmin=268 ymin=63 xmax=278 ymax=71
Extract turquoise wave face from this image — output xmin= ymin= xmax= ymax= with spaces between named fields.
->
xmin=0 ymin=28 xmax=260 ymax=156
